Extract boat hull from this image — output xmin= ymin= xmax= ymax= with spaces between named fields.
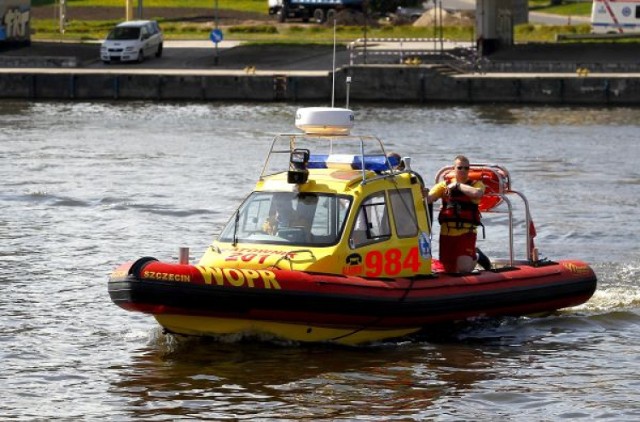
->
xmin=108 ymin=258 xmax=597 ymax=345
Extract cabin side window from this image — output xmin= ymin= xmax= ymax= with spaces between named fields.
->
xmin=349 ymin=192 xmax=391 ymax=248
xmin=389 ymin=189 xmax=419 ymax=238
xmin=636 ymin=6 xmax=640 ymax=19
xmin=308 ymin=195 xmax=350 ymax=243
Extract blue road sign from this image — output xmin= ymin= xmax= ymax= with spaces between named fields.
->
xmin=210 ymin=29 xmax=223 ymax=44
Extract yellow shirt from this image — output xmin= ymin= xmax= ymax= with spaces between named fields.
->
xmin=430 ymin=179 xmax=485 ymax=236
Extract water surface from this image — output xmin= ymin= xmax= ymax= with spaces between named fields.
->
xmin=1 ymin=101 xmax=638 ymax=420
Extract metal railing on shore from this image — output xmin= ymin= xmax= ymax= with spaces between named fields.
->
xmin=347 ymin=37 xmax=475 ymax=66
xmin=347 ymin=37 xmax=488 ymax=75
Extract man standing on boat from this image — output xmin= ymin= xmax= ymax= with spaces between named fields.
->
xmin=426 ymin=155 xmax=489 ymax=273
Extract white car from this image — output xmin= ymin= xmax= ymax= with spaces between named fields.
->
xmin=100 ymin=20 xmax=163 ymax=64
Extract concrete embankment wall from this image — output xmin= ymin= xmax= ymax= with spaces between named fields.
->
xmin=0 ymin=72 xmax=327 ymax=101
xmin=0 ymin=66 xmax=639 ymax=104
xmin=342 ymin=66 xmax=640 ymax=105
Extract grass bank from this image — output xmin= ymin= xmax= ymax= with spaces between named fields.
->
xmin=30 ymin=0 xmax=593 ymax=43
xmin=32 ymin=0 xmax=592 ymax=16
xmin=31 ymin=20 xmax=593 ymax=44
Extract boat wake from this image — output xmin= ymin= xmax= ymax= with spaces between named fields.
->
xmin=584 ymin=261 xmax=640 ymax=311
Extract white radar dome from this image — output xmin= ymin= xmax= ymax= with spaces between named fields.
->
xmin=295 ymin=107 xmax=354 ymax=135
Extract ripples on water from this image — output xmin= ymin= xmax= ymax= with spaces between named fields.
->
xmin=1 ymin=101 xmax=639 ymax=420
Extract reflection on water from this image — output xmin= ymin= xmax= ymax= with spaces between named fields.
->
xmin=1 ymin=100 xmax=639 ymax=420
xmin=106 ymin=306 xmax=640 ymax=420
xmin=111 ymin=333 xmax=499 ymax=420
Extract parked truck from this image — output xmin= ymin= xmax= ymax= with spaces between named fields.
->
xmin=0 ymin=0 xmax=31 ymax=45
xmin=268 ymin=0 xmax=364 ymax=23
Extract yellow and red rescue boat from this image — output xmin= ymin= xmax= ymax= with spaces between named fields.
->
xmin=108 ymin=107 xmax=597 ymax=345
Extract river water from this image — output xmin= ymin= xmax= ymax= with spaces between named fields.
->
xmin=1 ymin=101 xmax=639 ymax=420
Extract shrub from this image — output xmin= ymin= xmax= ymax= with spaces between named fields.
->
xmin=228 ymin=25 xmax=277 ymax=34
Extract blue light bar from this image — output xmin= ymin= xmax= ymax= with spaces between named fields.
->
xmin=308 ymin=154 xmax=396 ymax=173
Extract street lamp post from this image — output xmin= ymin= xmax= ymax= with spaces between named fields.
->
xmin=363 ymin=1 xmax=368 ymax=64
xmin=214 ymin=0 xmax=219 ymax=65
xmin=58 ymin=0 xmax=67 ymax=34
xmin=125 ymin=0 xmax=132 ymax=21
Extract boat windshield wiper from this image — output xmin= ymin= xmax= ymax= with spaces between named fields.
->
xmin=232 ymin=210 xmax=239 ymax=246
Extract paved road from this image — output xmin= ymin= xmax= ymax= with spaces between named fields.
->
xmin=2 ymin=40 xmax=348 ymax=71
xmin=89 ymin=39 xmax=478 ymax=70
xmin=93 ymin=41 xmax=352 ymax=71
xmin=529 ymin=11 xmax=589 ymax=25
xmin=5 ymin=37 xmax=637 ymax=74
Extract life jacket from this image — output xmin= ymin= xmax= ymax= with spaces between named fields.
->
xmin=438 ymin=181 xmax=482 ymax=229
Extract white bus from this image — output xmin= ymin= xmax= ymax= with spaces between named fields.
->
xmin=591 ymin=0 xmax=640 ymax=34
xmin=1 ymin=0 xmax=31 ymax=44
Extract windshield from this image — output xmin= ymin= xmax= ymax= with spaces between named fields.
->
xmin=219 ymin=192 xmax=351 ymax=246
xmin=108 ymin=27 xmax=141 ymax=40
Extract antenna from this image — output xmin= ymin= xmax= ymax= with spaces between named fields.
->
xmin=331 ymin=18 xmax=337 ymax=108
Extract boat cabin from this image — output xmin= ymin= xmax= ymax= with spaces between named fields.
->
xmin=201 ymin=107 xmax=434 ymax=278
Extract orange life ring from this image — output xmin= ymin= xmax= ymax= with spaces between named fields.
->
xmin=443 ymin=167 xmax=509 ymax=212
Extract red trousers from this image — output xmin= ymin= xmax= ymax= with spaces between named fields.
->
xmin=439 ymin=232 xmax=477 ymax=273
